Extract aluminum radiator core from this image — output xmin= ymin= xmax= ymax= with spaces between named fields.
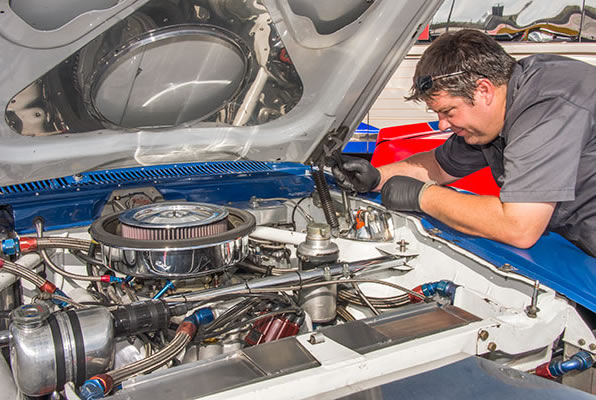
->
xmin=90 ymin=202 xmax=255 ymax=279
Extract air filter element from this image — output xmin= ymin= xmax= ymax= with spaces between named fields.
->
xmin=90 ymin=202 xmax=255 ymax=279
xmin=119 ymin=203 xmax=229 ymax=241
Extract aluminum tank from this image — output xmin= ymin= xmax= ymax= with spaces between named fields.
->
xmin=9 ymin=304 xmax=115 ymax=397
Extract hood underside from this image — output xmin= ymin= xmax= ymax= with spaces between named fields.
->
xmin=0 ymin=0 xmax=441 ymax=186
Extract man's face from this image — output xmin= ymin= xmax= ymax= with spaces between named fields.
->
xmin=425 ymin=86 xmax=505 ymax=146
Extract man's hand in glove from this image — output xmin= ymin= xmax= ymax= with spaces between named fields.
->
xmin=331 ymin=155 xmax=381 ymax=193
xmin=381 ymin=176 xmax=435 ymax=212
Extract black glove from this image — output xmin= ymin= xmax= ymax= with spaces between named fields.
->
xmin=331 ymin=155 xmax=380 ymax=193
xmin=381 ymin=176 xmax=434 ymax=212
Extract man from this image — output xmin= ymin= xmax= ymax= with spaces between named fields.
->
xmin=333 ymin=29 xmax=596 ymax=257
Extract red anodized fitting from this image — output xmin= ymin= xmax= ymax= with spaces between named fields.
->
xmin=19 ymin=237 xmax=38 ymax=253
xmin=408 ymin=285 xmax=425 ymax=303
xmin=176 ymin=320 xmax=198 ymax=338
xmin=39 ymin=280 xmax=57 ymax=294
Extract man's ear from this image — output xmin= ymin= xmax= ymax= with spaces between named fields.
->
xmin=475 ymin=78 xmax=495 ymax=105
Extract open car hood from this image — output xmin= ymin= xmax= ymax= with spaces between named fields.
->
xmin=0 ymin=0 xmax=441 ymax=186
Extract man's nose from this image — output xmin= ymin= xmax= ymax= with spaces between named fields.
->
xmin=438 ymin=117 xmax=451 ymax=132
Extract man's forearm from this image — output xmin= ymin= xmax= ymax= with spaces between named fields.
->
xmin=377 ymin=150 xmax=456 ymax=190
xmin=419 ymin=185 xmax=552 ymax=248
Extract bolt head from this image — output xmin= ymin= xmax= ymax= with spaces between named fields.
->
xmin=308 ymin=332 xmax=325 ymax=345
xmin=487 ymin=342 xmax=497 ymax=352
xmin=478 ymin=330 xmax=489 ymax=341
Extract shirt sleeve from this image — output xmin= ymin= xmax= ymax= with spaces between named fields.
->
xmin=435 ymin=134 xmax=489 ymax=178
xmin=500 ymin=96 xmax=591 ymax=203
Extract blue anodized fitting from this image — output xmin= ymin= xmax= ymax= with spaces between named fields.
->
xmin=1 ymin=238 xmax=19 ymax=256
xmin=549 ymin=351 xmax=594 ymax=377
xmin=420 ymin=280 xmax=458 ymax=301
xmin=51 ymin=288 xmax=70 ymax=308
xmin=185 ymin=307 xmax=215 ymax=326
xmin=79 ymin=379 xmax=106 ymax=400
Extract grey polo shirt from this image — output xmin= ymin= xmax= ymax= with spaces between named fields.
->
xmin=435 ymin=54 xmax=596 ymax=257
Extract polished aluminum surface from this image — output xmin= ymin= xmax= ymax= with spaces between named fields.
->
xmin=9 ymin=305 xmax=115 ymax=397
xmin=101 ymin=235 xmax=250 ymax=278
xmin=164 ymin=255 xmax=406 ymax=303
xmin=297 ymin=222 xmax=340 ymax=262
xmin=297 ymin=222 xmax=339 ymax=322
xmin=93 ymin=204 xmax=255 ymax=278
xmin=299 ymin=285 xmax=337 ymax=323
xmin=10 ymin=303 xmax=49 ymax=329
xmin=107 ymin=338 xmax=319 ymax=400
xmin=0 ymin=329 xmax=10 ymax=347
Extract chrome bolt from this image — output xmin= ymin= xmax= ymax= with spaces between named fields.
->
xmin=398 ymin=239 xmax=409 ymax=252
xmin=525 ymin=281 xmax=540 ymax=318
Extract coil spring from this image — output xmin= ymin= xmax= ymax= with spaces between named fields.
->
xmin=312 ymin=166 xmax=339 ymax=231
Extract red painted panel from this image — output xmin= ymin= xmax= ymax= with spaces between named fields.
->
xmin=418 ymin=24 xmax=430 ymax=41
xmin=372 ymin=125 xmax=501 ymax=196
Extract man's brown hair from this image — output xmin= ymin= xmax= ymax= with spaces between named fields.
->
xmin=406 ymin=29 xmax=516 ymax=103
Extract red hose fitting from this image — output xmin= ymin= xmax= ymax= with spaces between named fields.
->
xmin=176 ymin=320 xmax=198 ymax=338
xmin=408 ymin=285 xmax=425 ymax=303
xmin=40 ymin=280 xmax=57 ymax=294
xmin=0 ymin=259 xmax=4 ymax=268
xmin=535 ymin=362 xmax=555 ymax=379
xmin=19 ymin=237 xmax=38 ymax=253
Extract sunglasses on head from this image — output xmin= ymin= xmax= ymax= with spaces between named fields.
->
xmin=415 ymin=70 xmax=467 ymax=93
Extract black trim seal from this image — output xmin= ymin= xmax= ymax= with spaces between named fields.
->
xmin=48 ymin=314 xmax=66 ymax=390
xmin=66 ymin=310 xmax=86 ymax=385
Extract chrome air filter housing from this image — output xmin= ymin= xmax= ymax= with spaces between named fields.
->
xmin=90 ymin=202 xmax=255 ymax=279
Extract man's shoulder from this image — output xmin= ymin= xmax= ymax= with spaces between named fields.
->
xmin=519 ymin=53 xmax=591 ymax=68
xmin=510 ymin=54 xmax=596 ymax=111
xmin=516 ymin=54 xmax=596 ymax=84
